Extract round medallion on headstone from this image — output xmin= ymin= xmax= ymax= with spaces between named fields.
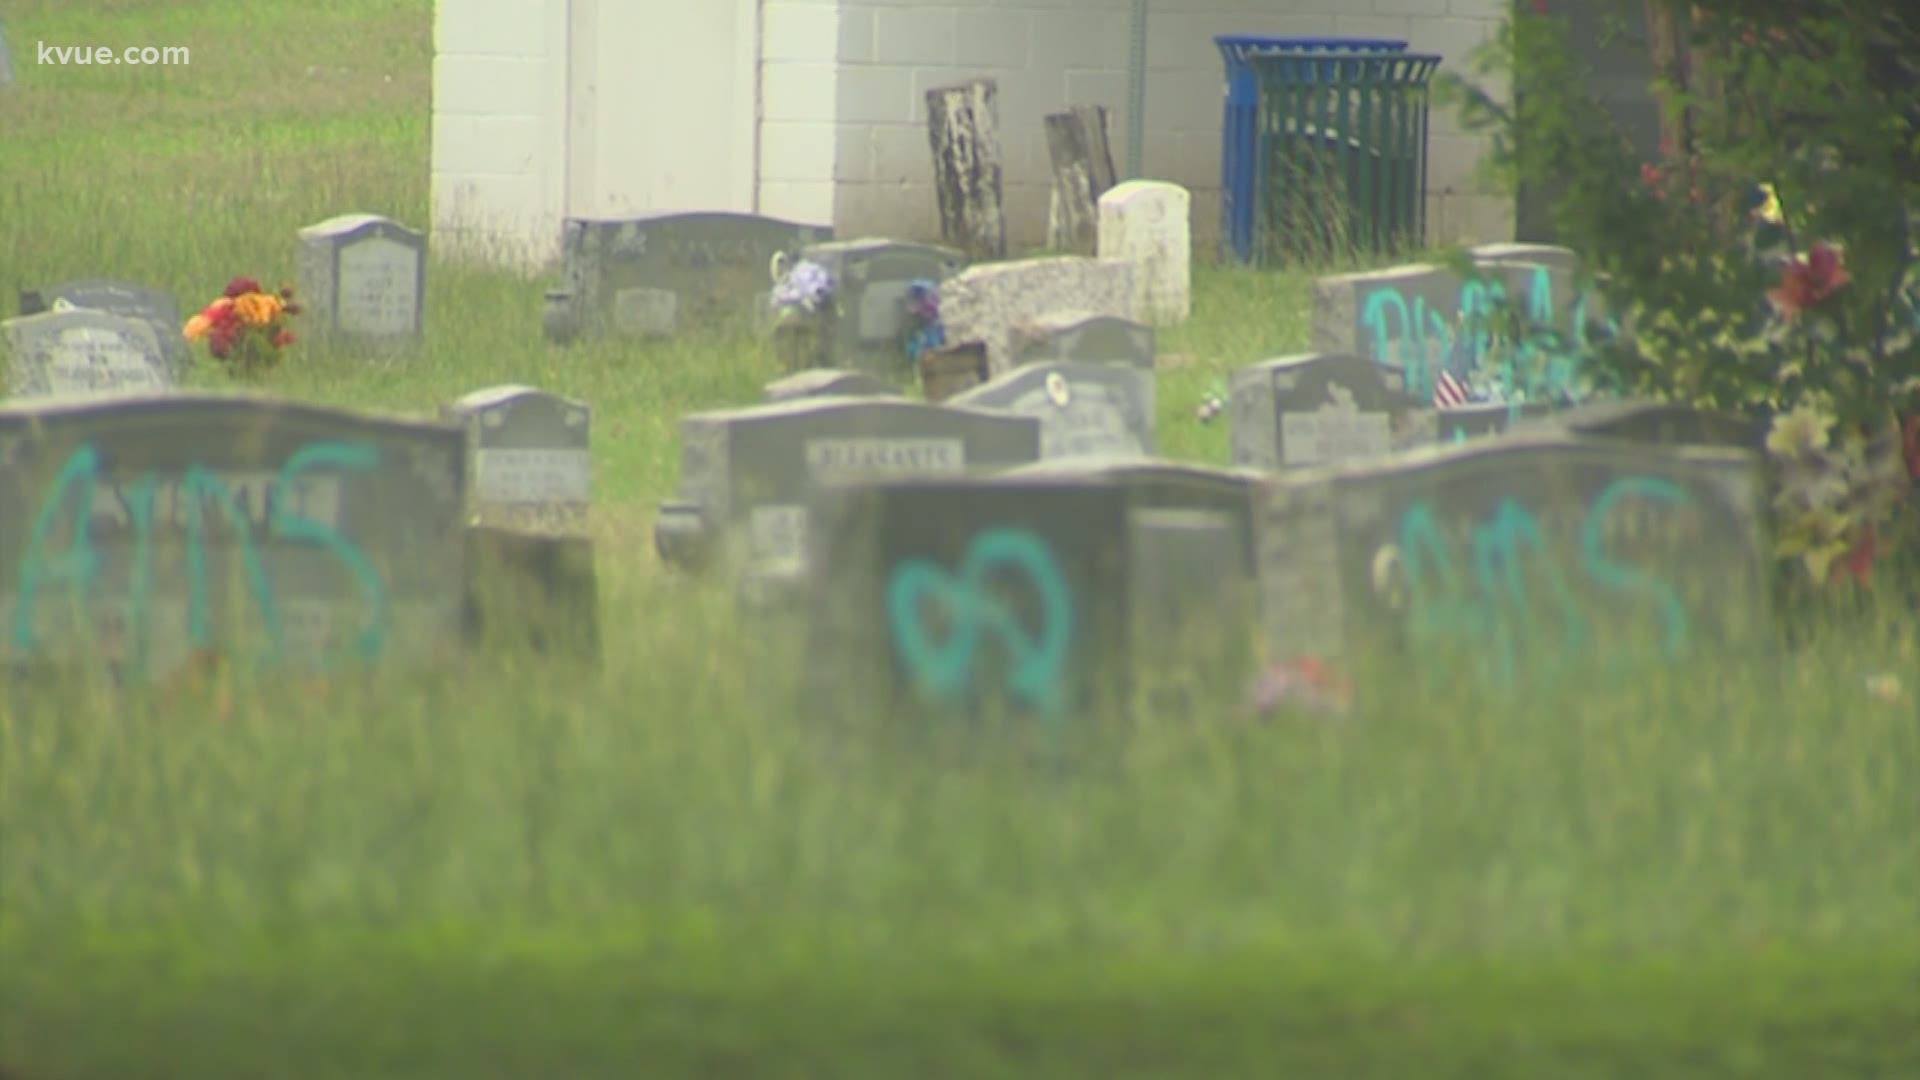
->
xmin=1045 ymin=371 xmax=1071 ymax=407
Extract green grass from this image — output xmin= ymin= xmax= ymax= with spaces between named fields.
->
xmin=3 ymin=2 xmax=1919 ymax=1076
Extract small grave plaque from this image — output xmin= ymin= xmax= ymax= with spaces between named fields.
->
xmin=1230 ymin=352 xmax=1434 ymax=470
xmin=2 ymin=309 xmax=174 ymax=398
xmin=297 ymin=213 xmax=426 ymax=340
xmin=658 ymin=395 xmax=1040 ymax=575
xmin=1255 ymin=433 xmax=1771 ymax=691
xmin=948 ymin=361 xmax=1155 ymax=460
xmin=561 ymin=212 xmax=832 ymax=340
xmin=0 ymin=392 xmax=467 ymax=678
xmin=1010 ymin=311 xmax=1154 ymax=370
xmin=441 ymin=385 xmax=592 ymax=532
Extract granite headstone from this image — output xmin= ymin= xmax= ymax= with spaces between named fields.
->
xmin=441 ymin=385 xmax=592 ymax=532
xmin=947 ymin=360 xmax=1155 ymax=460
xmin=296 ymin=213 xmax=426 ymax=341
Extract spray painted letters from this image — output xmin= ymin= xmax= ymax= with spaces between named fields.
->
xmin=10 ymin=440 xmax=389 ymax=670
xmin=1391 ymin=475 xmax=1692 ymax=685
xmin=886 ymin=527 xmax=1073 ymax=717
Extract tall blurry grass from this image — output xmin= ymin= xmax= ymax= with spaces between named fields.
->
xmin=1 ymin=1 xmax=1918 ymax=1075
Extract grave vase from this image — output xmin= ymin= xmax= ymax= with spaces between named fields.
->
xmin=772 ymin=312 xmax=826 ymax=373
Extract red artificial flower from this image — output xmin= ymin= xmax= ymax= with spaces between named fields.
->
xmin=223 ymin=277 xmax=263 ymax=299
xmin=272 ymin=330 xmax=296 ymax=348
xmin=279 ymin=286 xmax=295 ymax=300
xmin=1832 ymin=525 xmax=1878 ymax=586
xmin=1768 ymin=243 xmax=1852 ymax=318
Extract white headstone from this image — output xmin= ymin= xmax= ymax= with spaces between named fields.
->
xmin=296 ymin=213 xmax=426 ymax=341
xmin=1097 ymin=180 xmax=1191 ymax=326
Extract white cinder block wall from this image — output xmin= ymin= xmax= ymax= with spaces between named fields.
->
xmin=430 ymin=0 xmax=569 ymax=265
xmin=820 ymin=0 xmax=1512 ymax=253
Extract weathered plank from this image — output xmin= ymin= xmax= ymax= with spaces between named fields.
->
xmin=1045 ymin=104 xmax=1119 ymax=254
xmin=924 ymin=78 xmax=1008 ymax=261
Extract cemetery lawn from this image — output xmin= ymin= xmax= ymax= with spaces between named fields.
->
xmin=2 ymin=1 xmax=1918 ymax=1076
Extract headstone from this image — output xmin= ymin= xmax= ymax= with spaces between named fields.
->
xmin=25 ymin=280 xmax=189 ymax=370
xmin=763 ymin=368 xmax=902 ymax=404
xmin=440 ymin=385 xmax=592 ymax=533
xmin=941 ymin=256 xmax=1138 ymax=377
xmin=562 ymin=212 xmax=832 ymax=340
xmin=464 ymin=526 xmax=600 ymax=663
xmin=947 ymin=361 xmax=1155 ymax=460
xmin=804 ymin=472 xmax=1254 ymax=724
xmin=1010 ymin=311 xmax=1154 ymax=370
xmin=655 ymin=396 xmax=1041 ymax=578
xmin=1514 ymin=398 xmax=1767 ymax=451
xmin=0 ymin=392 xmax=468 ymax=678
xmin=1097 ymin=180 xmax=1192 ymax=325
xmin=1254 ymin=433 xmax=1772 ymax=692
xmin=2 ymin=309 xmax=175 ymax=398
xmin=1435 ymin=401 xmax=1556 ymax=444
xmin=791 ymin=238 xmax=967 ymax=378
xmin=296 ymin=213 xmax=426 ymax=341
xmin=1309 ymin=249 xmax=1607 ymax=400
xmin=1006 ymin=455 xmax=1264 ymax=579
xmin=1229 ymin=352 xmax=1436 ymax=470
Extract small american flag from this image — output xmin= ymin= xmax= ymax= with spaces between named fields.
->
xmin=1433 ymin=368 xmax=1471 ymax=409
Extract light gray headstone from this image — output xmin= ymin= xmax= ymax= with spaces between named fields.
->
xmin=563 ymin=212 xmax=832 ymax=339
xmin=2 ymin=309 xmax=175 ymax=398
xmin=296 ymin=213 xmax=426 ymax=341
xmin=0 ymin=392 xmax=467 ymax=678
xmin=763 ymin=367 xmax=903 ymax=404
xmin=947 ymin=360 xmax=1155 ymax=460
xmin=27 ymin=279 xmax=189 ymax=370
xmin=441 ymin=385 xmax=592 ymax=532
xmin=792 ymin=238 xmax=967 ymax=377
xmin=941 ymin=257 xmax=1139 ymax=376
xmin=1254 ymin=433 xmax=1771 ymax=689
xmin=1096 ymin=180 xmax=1192 ymax=325
xmin=659 ymin=395 xmax=1041 ymax=577
xmin=1229 ymin=351 xmax=1435 ymax=470
xmin=1009 ymin=311 xmax=1154 ymax=370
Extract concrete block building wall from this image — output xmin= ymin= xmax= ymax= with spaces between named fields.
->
xmin=822 ymin=0 xmax=1512 ymax=253
xmin=430 ymin=0 xmax=569 ymax=264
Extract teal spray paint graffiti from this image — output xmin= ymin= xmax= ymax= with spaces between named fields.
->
xmin=1393 ymin=475 xmax=1692 ymax=685
xmin=10 ymin=440 xmax=389 ymax=672
xmin=886 ymin=527 xmax=1074 ymax=717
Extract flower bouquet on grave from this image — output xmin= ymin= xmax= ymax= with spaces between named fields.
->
xmin=768 ymin=257 xmax=833 ymax=372
xmin=902 ymin=279 xmax=945 ymax=368
xmin=183 ymin=277 xmax=300 ymax=380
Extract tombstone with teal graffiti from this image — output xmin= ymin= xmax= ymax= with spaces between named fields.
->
xmin=805 ymin=471 xmax=1256 ymax=728
xmin=1254 ymin=432 xmax=1772 ymax=695
xmin=0 ymin=392 xmax=468 ymax=679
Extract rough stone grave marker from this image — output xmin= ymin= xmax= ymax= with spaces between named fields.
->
xmin=1254 ymin=433 xmax=1771 ymax=692
xmin=803 ymin=472 xmax=1254 ymax=725
xmin=1097 ymin=180 xmax=1192 ymax=325
xmin=942 ymin=256 xmax=1138 ymax=377
xmin=1010 ymin=311 xmax=1154 ymax=370
xmin=441 ymin=385 xmax=591 ymax=533
xmin=2 ymin=309 xmax=175 ymax=398
xmin=558 ymin=212 xmax=831 ymax=340
xmin=788 ymin=239 xmax=967 ymax=378
xmin=947 ymin=360 xmax=1155 ymax=460
xmin=21 ymin=279 xmax=189 ymax=370
xmin=0 ymin=392 xmax=468 ymax=678
xmin=653 ymin=396 xmax=1040 ymax=578
xmin=296 ymin=213 xmax=426 ymax=341
xmin=1229 ymin=352 xmax=1436 ymax=470
xmin=764 ymin=368 xmax=902 ymax=404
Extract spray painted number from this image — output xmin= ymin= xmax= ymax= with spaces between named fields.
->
xmin=10 ymin=441 xmax=390 ymax=670
xmin=1392 ymin=476 xmax=1692 ymax=685
xmin=886 ymin=527 xmax=1073 ymax=717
